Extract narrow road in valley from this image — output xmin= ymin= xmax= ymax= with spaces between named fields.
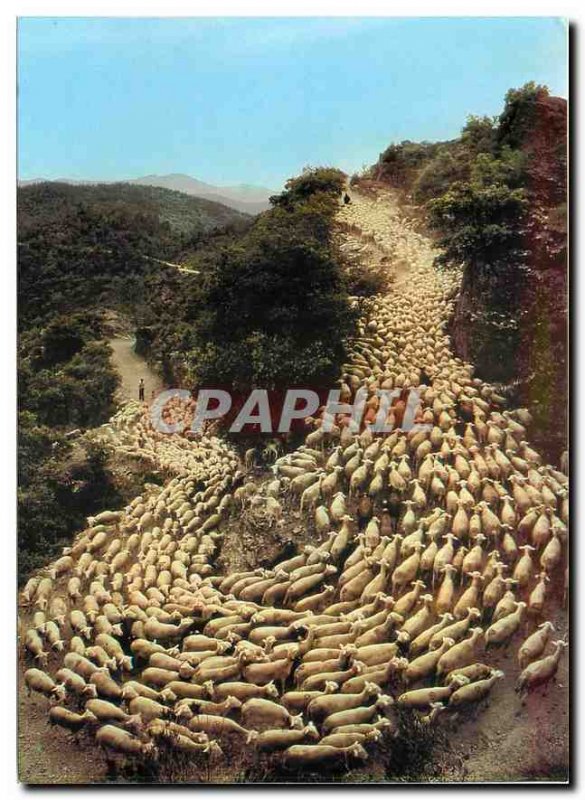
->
xmin=109 ymin=337 xmax=164 ymax=404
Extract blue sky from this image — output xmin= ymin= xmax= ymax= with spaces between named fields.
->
xmin=18 ymin=17 xmax=567 ymax=190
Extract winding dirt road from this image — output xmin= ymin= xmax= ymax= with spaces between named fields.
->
xmin=109 ymin=337 xmax=163 ymax=404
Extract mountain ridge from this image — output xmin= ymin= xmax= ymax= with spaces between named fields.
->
xmin=19 ymin=173 xmax=276 ymax=215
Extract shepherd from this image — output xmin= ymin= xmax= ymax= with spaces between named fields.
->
xmin=138 ymin=378 xmax=145 ymax=402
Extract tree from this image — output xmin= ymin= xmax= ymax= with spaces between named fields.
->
xmin=190 ymin=167 xmax=358 ymax=389
xmin=428 ymin=181 xmax=528 ymax=274
xmin=497 ymin=82 xmax=550 ymax=149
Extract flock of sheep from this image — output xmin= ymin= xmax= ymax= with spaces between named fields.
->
xmin=19 ymin=190 xmax=568 ymax=779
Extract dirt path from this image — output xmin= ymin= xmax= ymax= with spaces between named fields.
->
xmin=18 ymin=671 xmax=107 ymax=784
xmin=339 ymin=188 xmax=569 ymax=782
xmin=339 ymin=187 xmax=436 ymax=286
xmin=109 ymin=337 xmax=164 ymax=404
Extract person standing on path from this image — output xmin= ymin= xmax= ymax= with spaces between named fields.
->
xmin=138 ymin=378 xmax=145 ymax=402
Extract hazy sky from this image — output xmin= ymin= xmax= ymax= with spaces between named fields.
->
xmin=18 ymin=17 xmax=567 ymax=190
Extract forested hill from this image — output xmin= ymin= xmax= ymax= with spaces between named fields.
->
xmin=18 ymin=182 xmax=251 ymax=330
xmin=18 ymin=181 xmax=250 ymax=238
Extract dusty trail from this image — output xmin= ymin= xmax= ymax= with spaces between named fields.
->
xmin=18 ymin=187 xmax=568 ymax=783
xmin=109 ymin=337 xmax=163 ymax=404
xmin=338 ymin=189 xmax=569 ymax=781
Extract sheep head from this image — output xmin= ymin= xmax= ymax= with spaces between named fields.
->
xmin=202 ymin=679 xmax=216 ymax=699
xmin=290 ymin=713 xmax=304 ymax=730
xmin=265 ymin=681 xmax=279 ymax=699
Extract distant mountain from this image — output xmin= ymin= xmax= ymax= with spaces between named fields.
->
xmin=19 ymin=173 xmax=276 ymax=215
xmin=18 ymin=181 xmax=252 ymax=237
xmin=125 ymin=174 xmax=274 ymax=214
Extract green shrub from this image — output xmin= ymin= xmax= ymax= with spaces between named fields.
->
xmin=427 ymin=181 xmax=528 ymax=272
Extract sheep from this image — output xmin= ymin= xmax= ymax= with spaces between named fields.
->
xmin=528 ymin=572 xmax=551 ymax=614
xmin=405 ymin=638 xmax=455 ymax=684
xmin=143 ymin=616 xmax=194 ymax=642
xmin=409 ymin=613 xmax=454 ymax=657
xmin=518 ymin=621 xmax=555 ymax=669
xmin=540 ymin=530 xmax=563 ymax=574
xmin=285 ymin=566 xmax=337 ymax=605
xmin=484 ymin=602 xmax=526 ymax=647
xmin=444 ymin=662 xmax=494 ymax=685
xmin=301 ymin=662 xmax=362 ymax=692
xmin=492 ymin=580 xmax=520 ymax=623
xmin=397 ymin=676 xmax=468 ymax=709
xmin=448 ymin=670 xmax=505 ymax=706
xmin=321 ymin=695 xmax=393 ymax=733
xmin=175 ymin=696 xmax=242 ymax=719
xmin=85 ymin=646 xmax=117 ymax=671
xmin=391 ymin=544 xmax=424 ymax=595
xmin=516 ymin=640 xmax=567 ymax=694
xmin=34 ymin=578 xmax=54 ymax=611
xmin=283 ymin=743 xmax=368 ymax=770
xmin=307 ymin=682 xmax=381 ymax=721
xmin=356 ymin=611 xmax=403 ymax=647
xmin=96 ymin=725 xmax=155 ymax=757
xmin=21 ymin=576 xmax=41 ymax=605
xmin=436 ymin=628 xmax=484 ymax=676
xmin=24 ymin=668 xmax=65 ymax=701
xmin=241 ymin=698 xmax=303 ymax=730
xmin=320 ymin=730 xmax=380 ymax=748
xmin=248 ymin=724 xmax=320 ymax=751
xmin=205 ymin=680 xmax=279 ymax=703
xmin=96 ymin=633 xmax=132 ymax=671
xmin=355 ymin=634 xmax=400 ymax=666
xmin=182 ymin=633 xmax=229 ymax=653
xmin=295 ymin=656 xmax=347 ymax=687
xmin=294 ymin=585 xmax=336 ymax=614
xmin=55 ymin=667 xmax=97 ymax=698
xmin=63 ymin=652 xmax=106 ymax=682
xmin=127 ymin=695 xmax=171 ymax=722
xmin=24 ymin=629 xmax=49 ymax=666
xmin=147 ymin=719 xmax=210 ymax=746
xmin=16 ymin=211 xmax=569 ymax=774
xmin=429 ymin=608 xmax=481 ymax=650
xmin=86 ymin=698 xmax=139 ymax=725
xmin=453 ymin=572 xmax=484 ymax=620
xmin=187 ymin=714 xmax=249 ymax=738
xmin=140 ymin=666 xmax=181 ymax=688
xmin=159 ymin=681 xmax=207 ymax=702
xmin=89 ymin=670 xmax=123 ymax=701
xmin=48 ymin=596 xmax=68 ymax=625
xmin=435 ymin=564 xmax=458 ymax=615
xmin=49 ymin=706 xmax=98 ymax=732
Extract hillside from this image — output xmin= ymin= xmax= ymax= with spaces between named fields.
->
xmin=19 ymin=174 xmax=274 ymax=216
xmin=18 ymin=181 xmax=251 ymax=237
